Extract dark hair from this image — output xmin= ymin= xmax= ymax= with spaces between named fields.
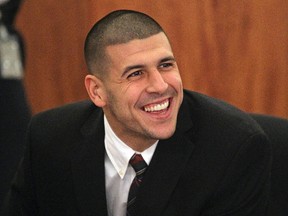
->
xmin=84 ymin=10 xmax=165 ymax=76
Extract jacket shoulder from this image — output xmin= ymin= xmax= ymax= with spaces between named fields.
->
xmin=182 ymin=90 xmax=264 ymax=135
xmin=30 ymin=100 xmax=101 ymax=135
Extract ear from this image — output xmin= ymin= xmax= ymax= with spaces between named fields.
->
xmin=84 ymin=74 xmax=106 ymax=107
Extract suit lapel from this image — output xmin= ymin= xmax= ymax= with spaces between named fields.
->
xmin=71 ymin=109 xmax=108 ymax=215
xmin=70 ymin=96 xmax=196 ymax=215
xmin=136 ymin=99 xmax=196 ymax=216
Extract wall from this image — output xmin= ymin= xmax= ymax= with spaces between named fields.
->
xmin=16 ymin=0 xmax=288 ymax=118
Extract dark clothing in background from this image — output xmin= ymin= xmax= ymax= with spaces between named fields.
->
xmin=0 ymin=80 xmax=30 ymax=206
xmin=0 ymin=0 xmax=30 ymax=208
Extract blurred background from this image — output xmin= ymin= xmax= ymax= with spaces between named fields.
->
xmin=16 ymin=0 xmax=288 ymax=117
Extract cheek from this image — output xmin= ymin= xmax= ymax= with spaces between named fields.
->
xmin=164 ymin=72 xmax=183 ymax=88
xmin=108 ymin=87 xmax=139 ymax=111
xmin=122 ymin=83 xmax=146 ymax=101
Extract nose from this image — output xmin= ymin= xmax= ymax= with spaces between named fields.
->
xmin=146 ymin=70 xmax=168 ymax=93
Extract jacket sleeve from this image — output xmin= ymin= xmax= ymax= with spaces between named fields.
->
xmin=203 ymin=132 xmax=272 ymax=216
xmin=2 ymin=122 xmax=40 ymax=216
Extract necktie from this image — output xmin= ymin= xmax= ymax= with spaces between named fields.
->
xmin=126 ymin=153 xmax=148 ymax=216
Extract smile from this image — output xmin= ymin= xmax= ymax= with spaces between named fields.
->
xmin=143 ymin=99 xmax=170 ymax=112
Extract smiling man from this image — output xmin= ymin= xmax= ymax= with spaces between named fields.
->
xmin=4 ymin=10 xmax=271 ymax=216
xmin=85 ymin=31 xmax=183 ymax=152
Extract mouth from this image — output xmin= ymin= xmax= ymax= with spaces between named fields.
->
xmin=143 ymin=98 xmax=170 ymax=112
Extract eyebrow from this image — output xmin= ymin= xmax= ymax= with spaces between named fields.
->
xmin=122 ymin=64 xmax=145 ymax=78
xmin=160 ymin=56 xmax=176 ymax=64
xmin=121 ymin=55 xmax=176 ymax=78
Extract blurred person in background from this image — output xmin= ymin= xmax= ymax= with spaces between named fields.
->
xmin=0 ymin=0 xmax=30 ymax=208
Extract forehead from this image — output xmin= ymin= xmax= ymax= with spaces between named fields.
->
xmin=105 ymin=32 xmax=173 ymax=66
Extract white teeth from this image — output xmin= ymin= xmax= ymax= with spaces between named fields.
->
xmin=144 ymin=100 xmax=169 ymax=112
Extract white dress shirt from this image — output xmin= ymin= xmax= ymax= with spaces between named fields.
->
xmin=104 ymin=116 xmax=158 ymax=216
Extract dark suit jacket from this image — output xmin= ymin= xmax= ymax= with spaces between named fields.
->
xmin=4 ymin=90 xmax=272 ymax=216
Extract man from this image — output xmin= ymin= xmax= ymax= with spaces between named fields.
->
xmin=4 ymin=10 xmax=271 ymax=215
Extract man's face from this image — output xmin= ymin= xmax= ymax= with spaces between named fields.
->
xmin=101 ymin=32 xmax=183 ymax=150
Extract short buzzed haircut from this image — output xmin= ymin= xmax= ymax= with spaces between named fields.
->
xmin=84 ymin=10 xmax=166 ymax=76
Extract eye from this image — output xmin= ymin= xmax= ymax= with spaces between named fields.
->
xmin=159 ymin=62 xmax=173 ymax=70
xmin=127 ymin=70 xmax=143 ymax=79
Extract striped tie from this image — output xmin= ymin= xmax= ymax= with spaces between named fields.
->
xmin=126 ymin=153 xmax=147 ymax=216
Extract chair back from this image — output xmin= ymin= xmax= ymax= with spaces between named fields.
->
xmin=250 ymin=114 xmax=288 ymax=216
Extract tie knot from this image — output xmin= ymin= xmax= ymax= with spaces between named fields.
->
xmin=129 ymin=154 xmax=147 ymax=174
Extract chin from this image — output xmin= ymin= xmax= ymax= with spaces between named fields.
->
xmin=151 ymin=127 xmax=176 ymax=140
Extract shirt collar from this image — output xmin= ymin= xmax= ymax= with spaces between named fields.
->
xmin=104 ymin=116 xmax=158 ymax=179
